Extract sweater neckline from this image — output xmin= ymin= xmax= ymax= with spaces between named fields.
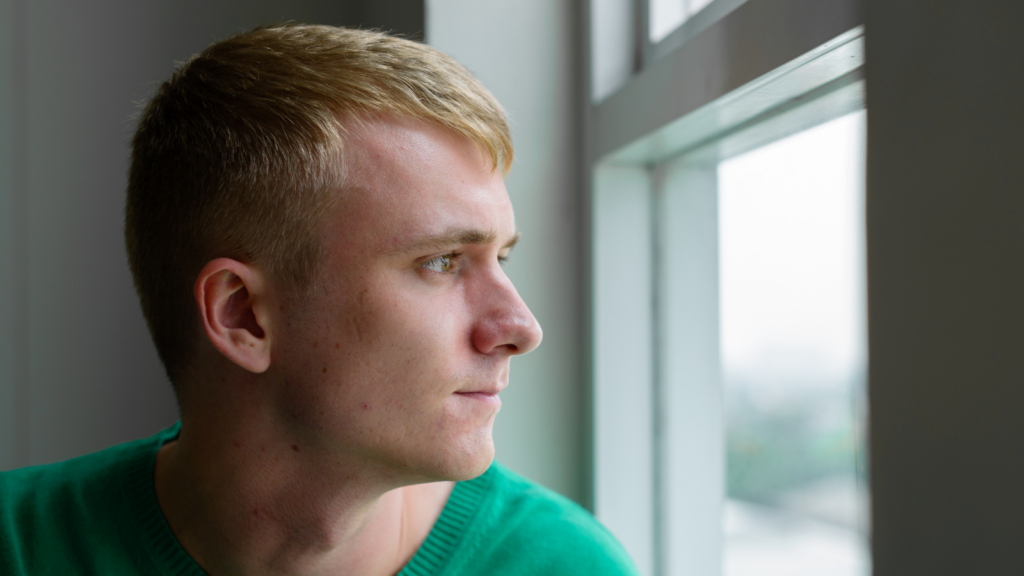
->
xmin=399 ymin=465 xmax=493 ymax=576
xmin=123 ymin=421 xmax=206 ymax=575
xmin=122 ymin=422 xmax=493 ymax=576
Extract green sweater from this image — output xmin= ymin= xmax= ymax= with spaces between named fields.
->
xmin=0 ymin=423 xmax=638 ymax=575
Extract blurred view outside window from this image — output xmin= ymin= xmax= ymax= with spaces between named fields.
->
xmin=650 ymin=0 xmax=716 ymax=41
xmin=717 ymin=110 xmax=869 ymax=576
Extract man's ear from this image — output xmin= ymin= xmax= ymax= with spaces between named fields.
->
xmin=195 ymin=258 xmax=274 ymax=373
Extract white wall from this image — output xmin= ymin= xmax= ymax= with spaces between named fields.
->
xmin=427 ymin=0 xmax=588 ymax=503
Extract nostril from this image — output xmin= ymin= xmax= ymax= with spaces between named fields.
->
xmin=469 ymin=281 xmax=543 ymax=355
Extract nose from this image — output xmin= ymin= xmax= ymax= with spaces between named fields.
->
xmin=470 ymin=267 xmax=543 ymax=356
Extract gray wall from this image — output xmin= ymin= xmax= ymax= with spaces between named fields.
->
xmin=427 ymin=0 xmax=588 ymax=504
xmin=0 ymin=0 xmax=423 ymax=471
xmin=866 ymin=0 xmax=1024 ymax=574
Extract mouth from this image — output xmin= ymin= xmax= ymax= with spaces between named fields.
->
xmin=453 ymin=390 xmax=502 ymax=409
xmin=455 ymin=379 xmax=507 ymax=396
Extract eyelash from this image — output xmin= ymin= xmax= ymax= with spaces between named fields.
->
xmin=421 ymin=253 xmax=459 ymax=273
xmin=418 ymin=252 xmax=510 ymax=274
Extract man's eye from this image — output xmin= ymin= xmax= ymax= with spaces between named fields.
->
xmin=420 ymin=254 xmax=456 ymax=273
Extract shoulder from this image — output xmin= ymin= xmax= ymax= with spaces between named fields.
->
xmin=0 ymin=428 xmax=163 ymax=515
xmin=0 ymin=425 xmax=176 ymax=574
xmin=455 ymin=462 xmax=640 ymax=575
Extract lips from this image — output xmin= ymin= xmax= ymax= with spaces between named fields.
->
xmin=454 ymin=380 xmax=505 ymax=407
xmin=455 ymin=391 xmax=499 ymax=399
xmin=454 ymin=380 xmax=507 ymax=396
xmin=454 ymin=391 xmax=502 ymax=408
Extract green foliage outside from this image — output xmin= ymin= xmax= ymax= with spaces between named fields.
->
xmin=725 ymin=386 xmax=868 ymax=504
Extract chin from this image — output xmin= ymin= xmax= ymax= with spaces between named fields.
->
xmin=425 ymin=429 xmax=496 ymax=482
xmin=456 ymin=442 xmax=496 ymax=480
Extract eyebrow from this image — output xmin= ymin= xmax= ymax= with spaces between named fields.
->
xmin=390 ymin=228 xmax=520 ymax=255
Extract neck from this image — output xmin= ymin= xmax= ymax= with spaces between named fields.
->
xmin=155 ymin=401 xmax=453 ymax=576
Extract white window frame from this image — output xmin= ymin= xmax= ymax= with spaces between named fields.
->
xmin=587 ymin=0 xmax=865 ymax=574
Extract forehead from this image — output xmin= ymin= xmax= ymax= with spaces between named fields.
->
xmin=331 ymin=117 xmax=513 ymax=252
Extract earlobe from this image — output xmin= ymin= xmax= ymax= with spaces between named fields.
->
xmin=195 ymin=258 xmax=273 ymax=373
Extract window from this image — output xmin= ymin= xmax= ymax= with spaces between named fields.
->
xmin=718 ymin=110 xmax=868 ymax=576
xmin=649 ymin=0 xmax=716 ymax=42
xmin=590 ymin=0 xmax=866 ymax=574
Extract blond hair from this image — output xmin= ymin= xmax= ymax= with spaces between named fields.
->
xmin=126 ymin=24 xmax=513 ymax=385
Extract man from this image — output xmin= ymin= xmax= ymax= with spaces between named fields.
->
xmin=0 ymin=25 xmax=638 ymax=575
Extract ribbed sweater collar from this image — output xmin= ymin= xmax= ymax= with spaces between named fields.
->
xmin=122 ymin=421 xmax=206 ymax=575
xmin=399 ymin=466 xmax=493 ymax=575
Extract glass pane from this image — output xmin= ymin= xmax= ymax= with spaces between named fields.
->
xmin=650 ymin=0 xmax=716 ymax=42
xmin=717 ymin=111 xmax=869 ymax=576
xmin=592 ymin=0 xmax=636 ymax=102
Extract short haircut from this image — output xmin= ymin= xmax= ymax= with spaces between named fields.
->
xmin=126 ymin=24 xmax=512 ymax=386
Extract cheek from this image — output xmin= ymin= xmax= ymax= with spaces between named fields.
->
xmin=319 ymin=282 xmax=469 ymax=398
xmin=344 ymin=280 xmax=466 ymax=353
xmin=277 ymin=269 xmax=475 ymax=401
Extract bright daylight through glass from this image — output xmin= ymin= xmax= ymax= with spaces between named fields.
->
xmin=649 ymin=0 xmax=715 ymax=42
xmin=717 ymin=110 xmax=869 ymax=576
